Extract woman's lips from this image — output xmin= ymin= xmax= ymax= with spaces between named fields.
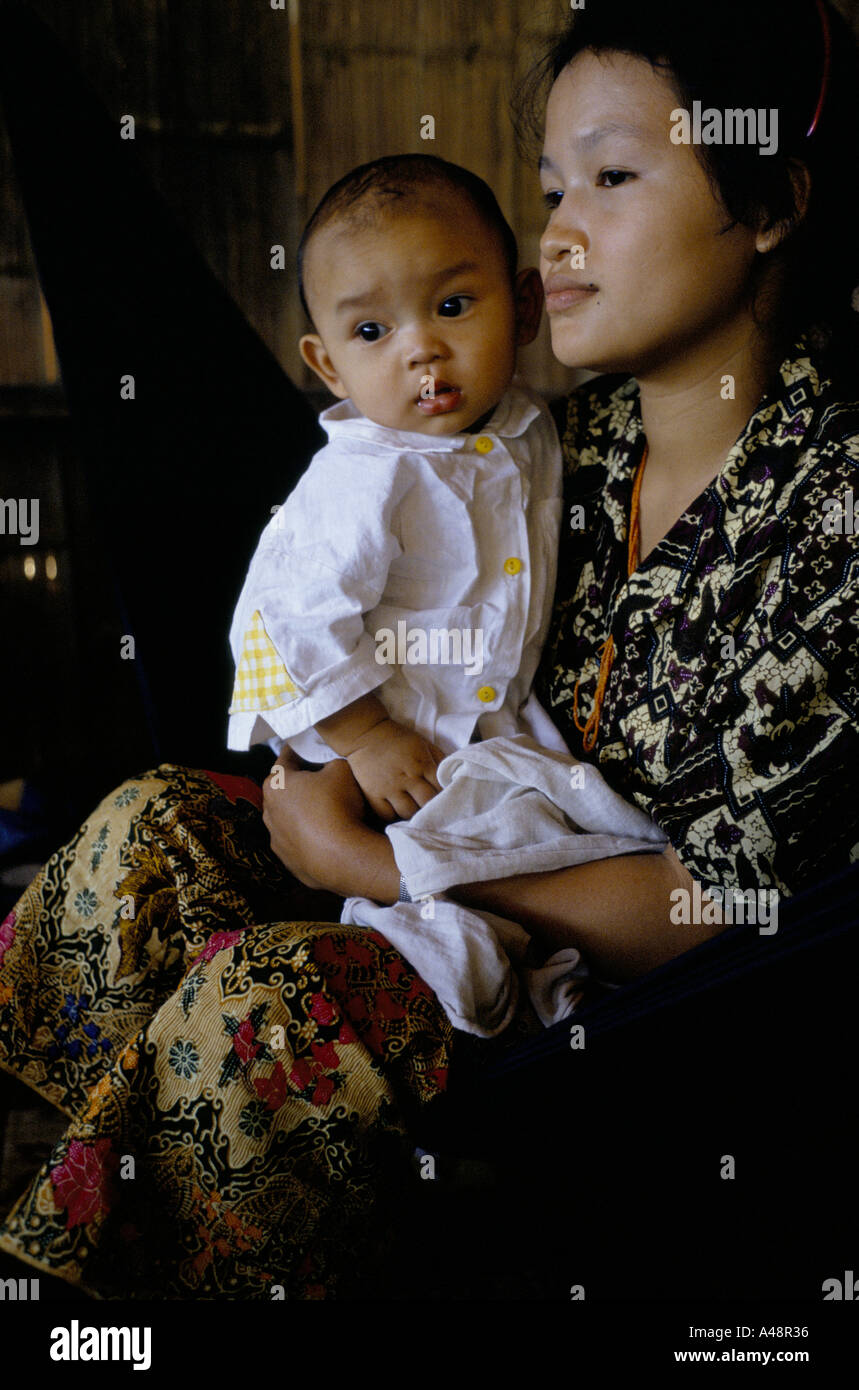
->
xmin=544 ymin=284 xmax=598 ymax=314
xmin=416 ymin=384 xmax=462 ymax=414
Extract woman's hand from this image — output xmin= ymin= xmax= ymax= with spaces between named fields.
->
xmin=261 ymin=749 xmax=400 ymax=901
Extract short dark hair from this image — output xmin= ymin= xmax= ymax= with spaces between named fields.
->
xmin=512 ymin=0 xmax=859 ymax=380
xmin=297 ymin=154 xmax=519 ymax=324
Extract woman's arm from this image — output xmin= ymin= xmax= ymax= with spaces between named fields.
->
xmin=451 ymin=850 xmax=719 ymax=981
xmin=262 ymin=753 xmax=402 ymax=902
xmin=262 ymin=752 xmax=725 ymax=981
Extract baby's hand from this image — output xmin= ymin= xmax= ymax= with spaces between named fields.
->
xmin=346 ymin=720 xmax=443 ymax=822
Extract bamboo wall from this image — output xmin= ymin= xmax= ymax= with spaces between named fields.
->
xmin=2 ymin=0 xmax=858 ymax=401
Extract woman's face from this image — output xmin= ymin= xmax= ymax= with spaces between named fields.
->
xmin=539 ymin=49 xmax=765 ymax=378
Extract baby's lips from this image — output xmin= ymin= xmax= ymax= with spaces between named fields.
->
xmin=415 ymin=377 xmax=457 ymax=401
xmin=416 ymin=387 xmax=463 ymax=414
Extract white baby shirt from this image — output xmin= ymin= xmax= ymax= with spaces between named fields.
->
xmin=227 ymin=381 xmax=568 ymax=762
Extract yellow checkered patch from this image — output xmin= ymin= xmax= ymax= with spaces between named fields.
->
xmin=230 ymin=609 xmax=299 ymax=713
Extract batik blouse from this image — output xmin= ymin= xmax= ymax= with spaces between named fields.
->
xmin=538 ymin=337 xmax=859 ymax=895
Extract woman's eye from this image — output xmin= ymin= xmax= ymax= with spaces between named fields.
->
xmin=438 ymin=295 xmax=471 ymax=317
xmin=355 ymin=321 xmax=389 ymax=342
xmin=597 ymin=169 xmax=633 ymax=188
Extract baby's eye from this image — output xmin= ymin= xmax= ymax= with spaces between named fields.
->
xmin=597 ymin=169 xmax=634 ymax=188
xmin=438 ymin=295 xmax=471 ymax=317
xmin=355 ymin=321 xmax=390 ymax=342
xmin=542 ymin=189 xmax=563 ymax=209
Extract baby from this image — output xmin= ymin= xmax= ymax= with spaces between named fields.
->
xmin=227 ymin=154 xmax=668 ymax=1036
xmin=228 ymin=153 xmax=569 ymax=819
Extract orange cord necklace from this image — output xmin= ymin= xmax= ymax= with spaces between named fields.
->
xmin=573 ymin=446 xmax=648 ymax=753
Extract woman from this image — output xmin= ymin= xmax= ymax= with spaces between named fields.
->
xmin=1 ymin=0 xmax=857 ymax=1299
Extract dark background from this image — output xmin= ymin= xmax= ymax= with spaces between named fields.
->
xmin=0 ymin=1 xmax=856 ymax=1310
xmin=0 ymin=0 xmax=590 ymax=829
xmin=1 ymin=0 xmax=858 ymax=831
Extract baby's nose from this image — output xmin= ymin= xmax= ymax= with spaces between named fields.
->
xmin=404 ymin=328 xmax=448 ymax=366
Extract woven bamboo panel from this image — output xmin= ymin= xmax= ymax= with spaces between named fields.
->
xmin=1 ymin=0 xmax=857 ymax=397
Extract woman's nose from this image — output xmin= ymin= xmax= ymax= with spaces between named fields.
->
xmin=540 ymin=208 xmax=588 ymax=267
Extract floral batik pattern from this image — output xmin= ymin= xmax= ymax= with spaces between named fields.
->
xmin=539 ymin=337 xmax=859 ymax=893
xmin=0 ymin=766 xmax=453 ymax=1298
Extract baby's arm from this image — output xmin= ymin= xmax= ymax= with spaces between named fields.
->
xmin=316 ymin=693 xmax=443 ymax=822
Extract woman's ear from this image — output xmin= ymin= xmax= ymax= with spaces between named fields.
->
xmin=756 ymin=160 xmax=812 ymax=254
xmin=299 ymin=334 xmax=348 ymax=398
xmin=514 ymin=267 xmax=544 ymax=347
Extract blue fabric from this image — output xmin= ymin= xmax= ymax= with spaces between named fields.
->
xmin=0 ymin=783 xmax=48 ymax=862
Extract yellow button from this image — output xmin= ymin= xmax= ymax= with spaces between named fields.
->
xmin=477 ymin=685 xmax=497 ymax=704
xmin=503 ymin=556 xmax=523 ymax=576
xmin=475 ymin=436 xmax=494 ymax=454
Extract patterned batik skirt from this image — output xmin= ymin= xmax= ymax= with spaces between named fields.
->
xmin=0 ymin=765 xmax=460 ymax=1299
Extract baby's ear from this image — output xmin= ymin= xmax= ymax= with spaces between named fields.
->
xmin=514 ymin=268 xmax=544 ymax=348
xmin=299 ymin=334 xmax=348 ymax=398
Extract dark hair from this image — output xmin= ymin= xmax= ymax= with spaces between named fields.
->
xmin=513 ymin=0 xmax=859 ymax=380
xmin=297 ymin=154 xmax=519 ymax=323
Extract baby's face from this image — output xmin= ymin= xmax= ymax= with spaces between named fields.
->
xmin=300 ymin=195 xmax=528 ymax=435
